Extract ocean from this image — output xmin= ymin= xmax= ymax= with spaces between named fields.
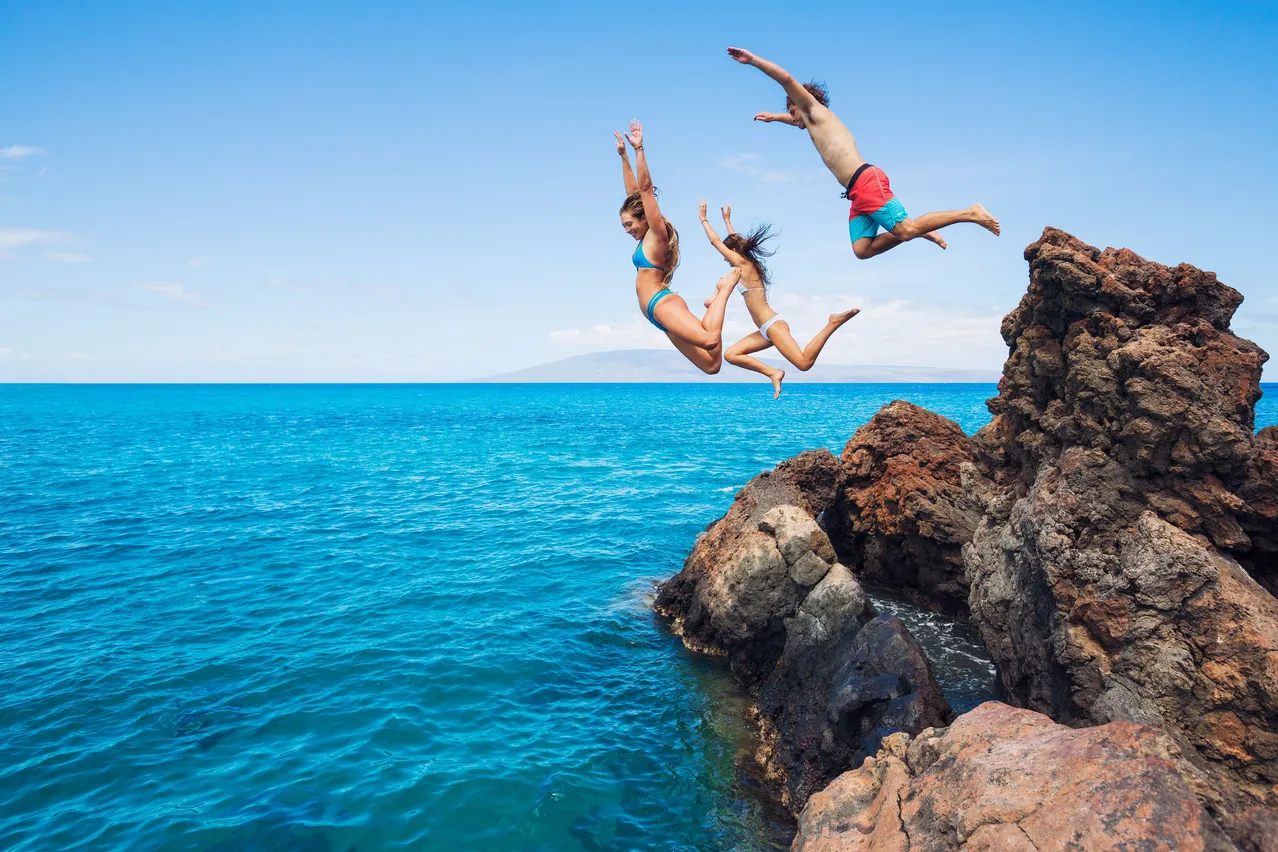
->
xmin=2 ymin=384 xmax=1273 ymax=851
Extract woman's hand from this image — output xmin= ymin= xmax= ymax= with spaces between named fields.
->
xmin=698 ymin=200 xmax=708 ymax=221
xmin=721 ymin=203 xmax=731 ymax=221
xmin=626 ymin=119 xmax=643 ymax=150
xmin=727 ymin=47 xmax=755 ymax=64
xmin=614 ymin=131 xmax=626 ymax=155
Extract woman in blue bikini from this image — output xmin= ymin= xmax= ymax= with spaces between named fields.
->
xmin=617 ymin=120 xmax=737 ymax=374
xmin=700 ymin=201 xmax=860 ymax=399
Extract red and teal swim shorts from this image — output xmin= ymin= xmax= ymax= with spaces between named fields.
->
xmin=845 ymin=164 xmax=908 ymax=242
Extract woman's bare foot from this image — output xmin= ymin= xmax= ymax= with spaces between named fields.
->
xmin=829 ymin=308 xmax=861 ymax=327
xmin=970 ymin=203 xmax=1000 ymax=236
xmin=705 ymin=268 xmax=740 ymax=307
xmin=923 ymin=231 xmax=947 ymax=249
xmin=770 ymin=369 xmax=785 ymax=399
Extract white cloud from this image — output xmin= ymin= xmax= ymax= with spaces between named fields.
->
xmin=551 ymin=291 xmax=1009 ymax=371
xmin=0 ymin=227 xmax=64 ymax=259
xmin=550 ymin=317 xmax=667 ymax=347
xmin=137 ymin=281 xmax=198 ymax=302
xmin=718 ymin=152 xmax=795 ymax=184
xmin=0 ymin=348 xmax=95 ymax=363
xmin=47 ymin=252 xmax=90 ymax=263
xmin=189 ymin=257 xmax=212 ymax=267
xmin=740 ymin=291 xmax=1006 ymax=369
xmin=0 ymin=145 xmax=45 ymax=159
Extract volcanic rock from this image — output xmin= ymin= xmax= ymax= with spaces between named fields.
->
xmin=793 ymin=701 xmax=1235 ymax=851
xmin=964 ymin=228 xmax=1278 ymax=820
xmin=824 ymin=401 xmax=984 ymax=615
xmin=655 ymin=453 xmax=949 ymax=812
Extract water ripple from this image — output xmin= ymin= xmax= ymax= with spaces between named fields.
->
xmin=0 ymin=384 xmax=1272 ymax=851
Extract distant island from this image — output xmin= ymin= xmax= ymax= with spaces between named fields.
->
xmin=473 ymin=350 xmax=1001 ymax=383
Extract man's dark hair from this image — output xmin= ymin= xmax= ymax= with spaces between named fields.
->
xmin=786 ymin=80 xmax=829 ymax=109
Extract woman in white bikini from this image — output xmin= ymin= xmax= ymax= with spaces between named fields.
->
xmin=699 ymin=202 xmax=860 ymax=398
xmin=616 ymin=121 xmax=737 ymax=374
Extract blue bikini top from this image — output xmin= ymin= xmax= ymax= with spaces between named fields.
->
xmin=632 ymin=241 xmax=665 ymax=272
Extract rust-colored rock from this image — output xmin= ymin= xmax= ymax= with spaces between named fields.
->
xmin=793 ymin=702 xmax=1235 ymax=851
xmin=825 ymin=401 xmax=984 ymax=615
xmin=965 ymin=228 xmax=1278 ymax=824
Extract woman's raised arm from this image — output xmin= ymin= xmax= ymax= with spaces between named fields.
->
xmin=615 ymin=131 xmax=638 ymax=195
xmin=700 ymin=200 xmax=744 ymax=265
xmin=626 ymin=120 xmax=667 ymax=254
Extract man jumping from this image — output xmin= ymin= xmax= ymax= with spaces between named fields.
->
xmin=728 ymin=47 xmax=999 ymax=259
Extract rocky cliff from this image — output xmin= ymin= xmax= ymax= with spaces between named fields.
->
xmin=654 ymin=228 xmax=1277 ymax=848
xmin=964 ymin=230 xmax=1277 ymax=826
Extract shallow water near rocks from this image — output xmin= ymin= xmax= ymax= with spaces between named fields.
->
xmin=864 ymin=590 xmax=1001 ymax=715
xmin=2 ymin=383 xmax=1274 ymax=851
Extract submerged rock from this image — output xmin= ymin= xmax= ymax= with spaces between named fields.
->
xmin=793 ymin=701 xmax=1235 ymax=851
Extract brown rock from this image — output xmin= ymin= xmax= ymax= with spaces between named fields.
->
xmin=654 ymin=450 xmax=843 ymax=679
xmin=965 ymin=228 xmax=1278 ymax=826
xmin=654 ymin=452 xmax=949 ymax=813
xmin=825 ymin=401 xmax=985 ymax=615
xmin=793 ymin=702 xmax=1235 ymax=851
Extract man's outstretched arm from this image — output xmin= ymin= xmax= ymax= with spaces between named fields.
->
xmin=753 ymin=112 xmax=801 ymax=126
xmin=727 ymin=47 xmax=820 ymax=113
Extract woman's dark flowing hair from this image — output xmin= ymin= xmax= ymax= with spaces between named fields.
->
xmin=620 ymin=191 xmax=680 ymax=286
xmin=723 ymin=222 xmax=777 ymax=289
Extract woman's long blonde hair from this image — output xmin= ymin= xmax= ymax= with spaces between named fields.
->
xmin=621 ymin=192 xmax=680 ymax=286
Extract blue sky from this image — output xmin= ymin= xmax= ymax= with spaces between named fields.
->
xmin=2 ymin=0 xmax=1276 ymax=381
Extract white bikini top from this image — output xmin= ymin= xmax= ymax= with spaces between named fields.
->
xmin=735 ymin=282 xmax=765 ymax=297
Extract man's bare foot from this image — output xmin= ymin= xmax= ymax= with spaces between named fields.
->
xmin=770 ymin=369 xmax=785 ymax=399
xmin=923 ymin=231 xmax=947 ymax=249
xmin=970 ymin=203 xmax=1000 ymax=236
xmin=829 ymin=308 xmax=861 ymax=327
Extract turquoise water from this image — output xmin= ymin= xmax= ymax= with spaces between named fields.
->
xmin=1 ymin=384 xmax=1273 ymax=851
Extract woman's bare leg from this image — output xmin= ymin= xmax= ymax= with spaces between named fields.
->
xmin=652 ymin=274 xmax=738 ymax=374
xmin=725 ymin=332 xmax=784 ymax=398
xmin=768 ymin=308 xmax=860 ymax=371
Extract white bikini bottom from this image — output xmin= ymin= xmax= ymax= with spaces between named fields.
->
xmin=759 ymin=315 xmax=784 ymax=343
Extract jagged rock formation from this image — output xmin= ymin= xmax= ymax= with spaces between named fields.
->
xmin=823 ymin=401 xmax=983 ymax=615
xmin=654 ymin=449 xmax=843 ymax=682
xmin=793 ymin=702 xmax=1235 ymax=851
xmin=964 ymin=229 xmax=1278 ymax=822
xmin=654 ymin=227 xmax=1278 ymax=843
xmin=654 ymin=454 xmax=949 ymax=811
